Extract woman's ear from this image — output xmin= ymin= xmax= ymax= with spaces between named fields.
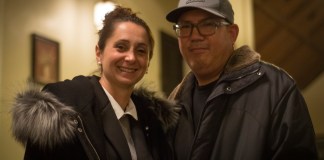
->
xmin=95 ymin=45 xmax=101 ymax=64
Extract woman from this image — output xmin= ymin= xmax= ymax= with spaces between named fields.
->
xmin=12 ymin=6 xmax=178 ymax=160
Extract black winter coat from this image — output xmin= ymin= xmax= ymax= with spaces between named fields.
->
xmin=12 ymin=76 xmax=178 ymax=160
xmin=169 ymin=46 xmax=318 ymax=160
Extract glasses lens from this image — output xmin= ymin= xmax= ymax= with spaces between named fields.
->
xmin=174 ymin=20 xmax=229 ymax=37
xmin=197 ymin=20 xmax=219 ymax=36
xmin=174 ymin=23 xmax=192 ymax=37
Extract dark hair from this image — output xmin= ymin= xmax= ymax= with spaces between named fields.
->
xmin=97 ymin=5 xmax=154 ymax=60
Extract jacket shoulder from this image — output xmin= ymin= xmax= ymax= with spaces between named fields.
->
xmin=11 ymin=75 xmax=98 ymax=149
xmin=43 ymin=75 xmax=96 ymax=107
xmin=260 ymin=61 xmax=296 ymax=85
xmin=11 ymin=87 xmax=78 ymax=149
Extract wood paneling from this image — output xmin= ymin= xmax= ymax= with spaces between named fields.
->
xmin=254 ymin=0 xmax=324 ymax=89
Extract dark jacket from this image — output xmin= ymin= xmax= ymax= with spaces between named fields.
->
xmin=169 ymin=46 xmax=318 ymax=160
xmin=12 ymin=75 xmax=179 ymax=160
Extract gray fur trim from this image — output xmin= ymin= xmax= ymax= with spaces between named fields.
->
xmin=224 ymin=45 xmax=261 ymax=73
xmin=133 ymin=88 xmax=180 ymax=132
xmin=11 ymin=87 xmax=77 ymax=149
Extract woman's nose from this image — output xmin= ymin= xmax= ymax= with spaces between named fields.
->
xmin=125 ymin=51 xmax=136 ymax=62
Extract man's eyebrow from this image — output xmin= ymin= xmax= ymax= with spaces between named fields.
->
xmin=178 ymin=17 xmax=222 ymax=23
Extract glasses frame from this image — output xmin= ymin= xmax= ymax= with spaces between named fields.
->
xmin=173 ymin=19 xmax=230 ymax=38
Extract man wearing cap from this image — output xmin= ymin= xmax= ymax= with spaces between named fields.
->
xmin=166 ymin=0 xmax=318 ymax=159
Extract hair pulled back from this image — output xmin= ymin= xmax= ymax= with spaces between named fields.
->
xmin=97 ymin=6 xmax=154 ymax=60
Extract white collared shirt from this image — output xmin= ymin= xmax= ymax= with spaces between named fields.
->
xmin=102 ymin=87 xmax=138 ymax=160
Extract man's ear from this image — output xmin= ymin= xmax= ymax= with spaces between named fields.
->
xmin=228 ymin=24 xmax=239 ymax=44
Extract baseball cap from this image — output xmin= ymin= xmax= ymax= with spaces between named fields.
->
xmin=166 ymin=0 xmax=234 ymax=24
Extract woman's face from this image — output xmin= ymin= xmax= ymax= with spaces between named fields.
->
xmin=96 ymin=21 xmax=150 ymax=89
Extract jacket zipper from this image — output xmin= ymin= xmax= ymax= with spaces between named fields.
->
xmin=187 ymin=100 xmax=212 ymax=160
xmin=187 ymin=69 xmax=260 ymax=159
xmin=227 ymin=68 xmax=260 ymax=81
xmin=77 ymin=116 xmax=101 ymax=160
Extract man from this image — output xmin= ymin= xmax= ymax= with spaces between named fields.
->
xmin=166 ymin=0 xmax=318 ymax=159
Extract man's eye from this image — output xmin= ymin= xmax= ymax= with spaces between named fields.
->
xmin=180 ymin=24 xmax=191 ymax=29
xmin=200 ymin=21 xmax=216 ymax=27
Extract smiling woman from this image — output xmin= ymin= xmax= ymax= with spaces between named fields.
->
xmin=10 ymin=5 xmax=178 ymax=160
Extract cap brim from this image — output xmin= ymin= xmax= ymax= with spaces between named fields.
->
xmin=166 ymin=6 xmax=226 ymax=23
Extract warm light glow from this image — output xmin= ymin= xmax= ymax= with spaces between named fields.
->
xmin=94 ymin=1 xmax=116 ymax=30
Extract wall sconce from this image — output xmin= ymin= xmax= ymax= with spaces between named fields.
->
xmin=94 ymin=1 xmax=116 ymax=30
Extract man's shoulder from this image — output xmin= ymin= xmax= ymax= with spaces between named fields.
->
xmin=259 ymin=61 xmax=296 ymax=88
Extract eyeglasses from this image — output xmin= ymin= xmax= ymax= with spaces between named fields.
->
xmin=173 ymin=19 xmax=230 ymax=38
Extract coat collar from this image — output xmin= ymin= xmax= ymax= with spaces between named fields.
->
xmin=169 ymin=45 xmax=261 ymax=100
xmin=224 ymin=45 xmax=260 ymax=73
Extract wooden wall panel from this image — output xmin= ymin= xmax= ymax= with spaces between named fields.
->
xmin=254 ymin=0 xmax=324 ymax=90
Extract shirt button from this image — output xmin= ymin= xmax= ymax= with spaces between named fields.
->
xmin=226 ymin=86 xmax=232 ymax=92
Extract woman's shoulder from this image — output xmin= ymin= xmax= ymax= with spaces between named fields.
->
xmin=132 ymin=87 xmax=180 ymax=132
xmin=43 ymin=75 xmax=98 ymax=106
xmin=44 ymin=75 xmax=95 ymax=91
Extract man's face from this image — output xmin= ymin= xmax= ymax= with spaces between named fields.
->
xmin=177 ymin=9 xmax=238 ymax=85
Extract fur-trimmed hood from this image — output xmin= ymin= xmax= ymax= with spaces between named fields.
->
xmin=11 ymin=86 xmax=179 ymax=149
xmin=132 ymin=87 xmax=180 ymax=132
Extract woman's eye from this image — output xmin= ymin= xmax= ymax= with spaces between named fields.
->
xmin=115 ymin=44 xmax=127 ymax=51
xmin=137 ymin=48 xmax=148 ymax=54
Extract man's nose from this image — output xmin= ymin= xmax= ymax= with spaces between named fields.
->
xmin=190 ymin=26 xmax=204 ymax=39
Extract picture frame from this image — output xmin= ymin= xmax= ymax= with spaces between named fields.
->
xmin=32 ymin=34 xmax=59 ymax=84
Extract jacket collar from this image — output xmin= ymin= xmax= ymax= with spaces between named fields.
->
xmin=169 ymin=45 xmax=261 ymax=100
xmin=224 ymin=45 xmax=260 ymax=73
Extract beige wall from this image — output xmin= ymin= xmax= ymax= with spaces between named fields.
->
xmin=0 ymin=0 xmax=323 ymax=159
xmin=0 ymin=0 xmax=3 ymax=102
xmin=232 ymin=0 xmax=255 ymax=49
xmin=0 ymin=0 xmax=5 ymax=158
xmin=0 ymin=0 xmax=99 ymax=159
xmin=303 ymin=72 xmax=324 ymax=135
xmin=0 ymin=0 xmax=3 ymax=156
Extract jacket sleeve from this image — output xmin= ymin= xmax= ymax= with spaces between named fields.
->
xmin=269 ymin=84 xmax=318 ymax=160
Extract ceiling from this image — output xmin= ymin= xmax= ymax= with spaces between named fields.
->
xmin=253 ymin=0 xmax=324 ymax=90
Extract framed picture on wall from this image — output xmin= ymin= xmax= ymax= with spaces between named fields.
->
xmin=32 ymin=34 xmax=59 ymax=84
